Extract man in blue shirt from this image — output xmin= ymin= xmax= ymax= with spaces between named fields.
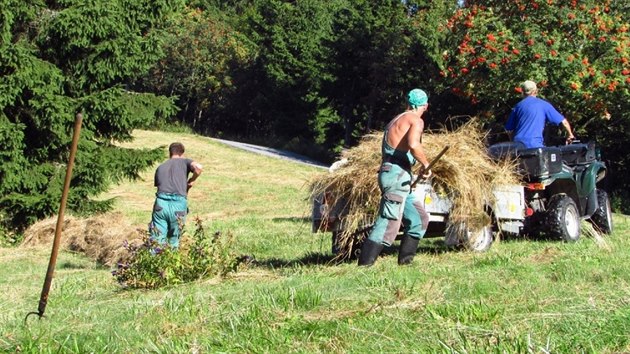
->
xmin=505 ymin=80 xmax=574 ymax=148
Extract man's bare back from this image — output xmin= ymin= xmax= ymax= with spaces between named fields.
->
xmin=386 ymin=109 xmax=430 ymax=169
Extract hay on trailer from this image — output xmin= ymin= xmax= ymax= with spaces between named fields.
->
xmin=308 ymin=119 xmax=521 ymax=258
xmin=21 ymin=212 xmax=145 ymax=266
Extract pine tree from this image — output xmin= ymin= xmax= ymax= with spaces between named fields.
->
xmin=0 ymin=0 xmax=183 ymax=230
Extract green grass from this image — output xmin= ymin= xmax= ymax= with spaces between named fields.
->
xmin=2 ymin=130 xmax=630 ymax=353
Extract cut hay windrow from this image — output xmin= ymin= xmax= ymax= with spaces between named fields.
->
xmin=21 ymin=212 xmax=145 ymax=266
xmin=308 ymin=120 xmax=521 ymax=257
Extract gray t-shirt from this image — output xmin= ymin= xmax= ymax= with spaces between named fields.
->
xmin=154 ymin=158 xmax=194 ymax=196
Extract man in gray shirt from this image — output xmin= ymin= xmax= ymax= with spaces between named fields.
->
xmin=149 ymin=142 xmax=203 ymax=248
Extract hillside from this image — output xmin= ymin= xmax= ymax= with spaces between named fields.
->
xmin=2 ymin=130 xmax=630 ymax=353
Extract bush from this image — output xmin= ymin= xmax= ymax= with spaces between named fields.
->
xmin=112 ymin=218 xmax=240 ymax=289
xmin=0 ymin=212 xmax=21 ymax=246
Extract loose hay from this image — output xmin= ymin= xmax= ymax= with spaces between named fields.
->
xmin=309 ymin=119 xmax=521 ymax=258
xmin=21 ymin=212 xmax=145 ymax=266
xmin=581 ymin=221 xmax=610 ymax=250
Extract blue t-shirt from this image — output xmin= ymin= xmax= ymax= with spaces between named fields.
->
xmin=505 ymin=96 xmax=565 ymax=148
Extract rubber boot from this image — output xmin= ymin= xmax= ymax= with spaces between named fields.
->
xmin=357 ymin=239 xmax=384 ymax=266
xmin=398 ymin=235 xmax=420 ymax=265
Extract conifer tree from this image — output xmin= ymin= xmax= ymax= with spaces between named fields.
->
xmin=0 ymin=0 xmax=183 ymax=230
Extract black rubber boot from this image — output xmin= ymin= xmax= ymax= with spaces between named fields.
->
xmin=398 ymin=235 xmax=420 ymax=265
xmin=357 ymin=239 xmax=384 ymax=266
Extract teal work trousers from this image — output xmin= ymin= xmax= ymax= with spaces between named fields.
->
xmin=149 ymin=193 xmax=188 ymax=248
xmin=367 ymin=163 xmax=429 ymax=246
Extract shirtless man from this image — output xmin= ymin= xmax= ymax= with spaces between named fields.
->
xmin=358 ymin=88 xmax=433 ymax=266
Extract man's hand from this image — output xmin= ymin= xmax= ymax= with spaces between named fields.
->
xmin=565 ymin=134 xmax=575 ymax=145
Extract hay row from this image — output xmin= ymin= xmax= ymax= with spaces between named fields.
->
xmin=21 ymin=212 xmax=144 ymax=266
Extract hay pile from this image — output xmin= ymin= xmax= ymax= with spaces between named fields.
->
xmin=21 ymin=212 xmax=145 ymax=266
xmin=309 ymin=120 xmax=521 ymax=256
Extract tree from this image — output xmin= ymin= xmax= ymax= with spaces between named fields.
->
xmin=439 ymin=0 xmax=630 ymax=207
xmin=137 ymin=6 xmax=257 ymax=132
xmin=324 ymin=0 xmax=458 ymax=148
xmin=223 ymin=0 xmax=344 ymax=159
xmin=0 ymin=0 xmax=182 ymax=230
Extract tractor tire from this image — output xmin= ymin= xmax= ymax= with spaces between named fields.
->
xmin=546 ymin=194 xmax=581 ymax=242
xmin=589 ymin=189 xmax=613 ymax=234
xmin=445 ymin=222 xmax=494 ymax=252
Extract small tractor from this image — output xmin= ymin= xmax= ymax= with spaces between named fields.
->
xmin=488 ymin=140 xmax=612 ymax=240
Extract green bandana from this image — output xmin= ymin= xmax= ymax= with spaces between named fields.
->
xmin=407 ymin=89 xmax=428 ymax=108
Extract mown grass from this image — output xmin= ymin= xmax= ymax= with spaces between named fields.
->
xmin=1 ymin=130 xmax=629 ymax=353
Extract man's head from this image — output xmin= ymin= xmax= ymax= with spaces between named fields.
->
xmin=407 ymin=88 xmax=428 ymax=109
xmin=169 ymin=142 xmax=185 ymax=157
xmin=521 ymin=80 xmax=538 ymax=96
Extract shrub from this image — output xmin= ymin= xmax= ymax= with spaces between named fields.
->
xmin=112 ymin=218 xmax=239 ymax=289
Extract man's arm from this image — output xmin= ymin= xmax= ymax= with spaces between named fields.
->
xmin=561 ymin=118 xmax=575 ymax=141
xmin=505 ymin=110 xmax=516 ymax=141
xmin=187 ymin=161 xmax=203 ymax=190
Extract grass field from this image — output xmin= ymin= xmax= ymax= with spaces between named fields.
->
xmin=1 ymin=130 xmax=629 ymax=353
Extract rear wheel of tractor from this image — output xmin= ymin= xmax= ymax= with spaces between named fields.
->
xmin=590 ymin=189 xmax=613 ymax=234
xmin=546 ymin=194 xmax=581 ymax=242
xmin=445 ymin=222 xmax=494 ymax=252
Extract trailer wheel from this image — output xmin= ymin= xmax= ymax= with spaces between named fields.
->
xmin=589 ymin=189 xmax=613 ymax=234
xmin=445 ymin=222 xmax=494 ymax=252
xmin=546 ymin=194 xmax=581 ymax=242
xmin=466 ymin=225 xmax=494 ymax=252
xmin=332 ymin=227 xmax=370 ymax=260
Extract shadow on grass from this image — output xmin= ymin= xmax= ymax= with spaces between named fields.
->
xmin=271 ymin=217 xmax=311 ymax=223
xmin=251 ymin=238 xmax=459 ymax=269
xmin=252 ymin=252 xmax=336 ymax=268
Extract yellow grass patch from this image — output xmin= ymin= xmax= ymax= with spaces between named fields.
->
xmin=20 ymin=212 xmax=144 ymax=266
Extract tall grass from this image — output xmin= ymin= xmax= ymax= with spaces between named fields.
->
xmin=1 ymin=130 xmax=629 ymax=353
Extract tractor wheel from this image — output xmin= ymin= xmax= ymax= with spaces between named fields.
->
xmin=445 ymin=222 xmax=494 ymax=252
xmin=589 ymin=189 xmax=613 ymax=234
xmin=546 ymin=194 xmax=581 ymax=242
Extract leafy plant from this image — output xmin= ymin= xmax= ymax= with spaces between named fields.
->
xmin=112 ymin=218 xmax=239 ymax=289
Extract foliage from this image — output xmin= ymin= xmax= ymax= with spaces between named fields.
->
xmin=439 ymin=0 xmax=630 ymax=204
xmin=112 ymin=218 xmax=240 ymax=289
xmin=137 ymin=6 xmax=257 ymax=131
xmin=0 ymin=0 xmax=182 ymax=230
xmin=136 ymin=1 xmax=458 ymax=161
xmin=323 ymin=0 xmax=457 ymax=148
xmin=442 ymin=0 xmax=629 ymax=121
xmin=231 ymin=0 xmax=344 ymax=158
xmin=0 ymin=221 xmax=21 ymax=246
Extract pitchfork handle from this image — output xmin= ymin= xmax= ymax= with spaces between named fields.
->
xmin=411 ymin=145 xmax=450 ymax=188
